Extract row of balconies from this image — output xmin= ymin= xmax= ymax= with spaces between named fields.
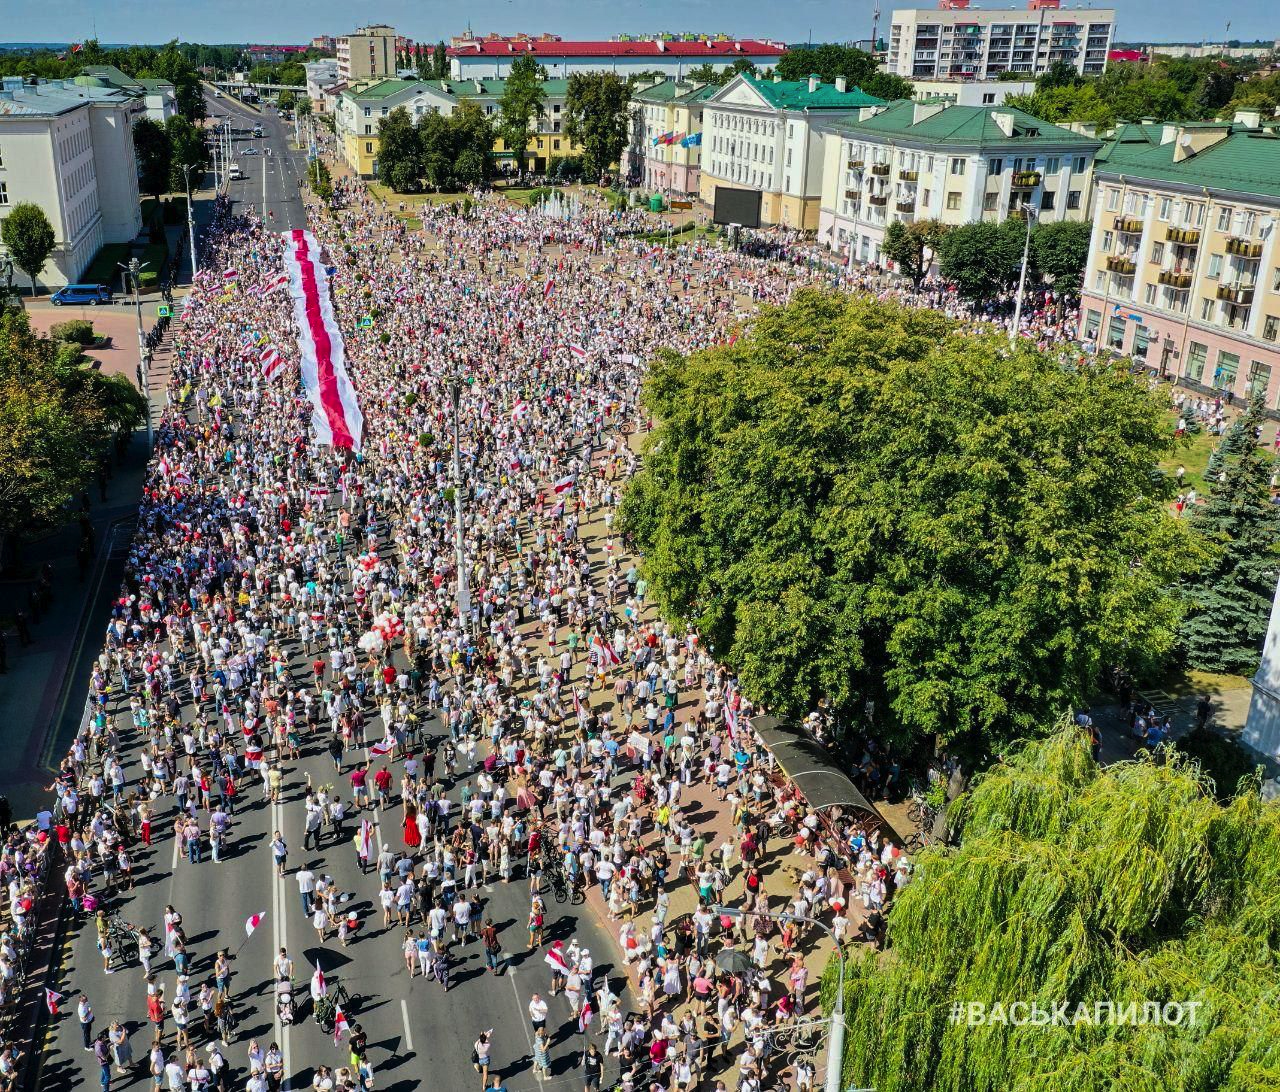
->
xmin=1157 ymin=269 xmax=1193 ymax=289
xmin=1113 ymin=214 xmax=1144 ymax=234
xmin=1106 ymin=255 xmax=1137 ymax=275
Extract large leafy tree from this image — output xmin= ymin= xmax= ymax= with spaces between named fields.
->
xmin=1029 ymin=219 xmax=1092 ymax=296
xmin=937 ymin=220 xmax=1026 ymax=301
xmin=564 ymin=72 xmax=631 ymax=179
xmin=165 ymin=115 xmax=207 ymax=192
xmin=498 ymin=54 xmax=547 ymax=172
xmin=1 ymin=203 xmax=57 ymax=296
xmin=1179 ymin=400 xmax=1280 ymax=674
xmin=450 ymin=101 xmax=496 ymax=188
xmin=377 ymin=106 xmax=423 ymax=192
xmin=620 ymin=292 xmax=1198 ymax=761
xmin=824 ymin=727 xmax=1280 ymax=1092
xmin=774 ymin=43 xmax=912 ymax=99
xmin=881 ymin=219 xmax=949 ymax=288
xmin=133 ymin=117 xmax=171 ymax=201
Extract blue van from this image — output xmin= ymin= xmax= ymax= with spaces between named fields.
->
xmin=51 ymin=283 xmax=113 ymax=305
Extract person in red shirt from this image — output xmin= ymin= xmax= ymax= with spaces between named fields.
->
xmin=373 ymin=767 xmax=392 ymax=809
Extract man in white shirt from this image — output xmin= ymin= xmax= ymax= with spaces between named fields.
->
xmin=295 ymin=868 xmax=316 ymax=916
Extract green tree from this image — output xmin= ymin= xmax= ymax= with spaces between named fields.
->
xmin=620 ymin=292 xmax=1198 ymax=761
xmin=148 ymin=40 xmax=206 ymax=120
xmin=772 ymin=43 xmax=908 ymax=98
xmin=277 ymin=61 xmax=306 ymax=87
xmin=1 ymin=203 xmax=57 ymax=296
xmin=416 ymin=46 xmax=433 ymax=82
xmin=564 ymin=72 xmax=631 ymax=180
xmin=417 ymin=111 xmax=456 ymax=190
xmin=165 ymin=115 xmax=207 ymax=192
xmin=296 ymin=96 xmax=312 ymax=118
xmin=1179 ymin=399 xmax=1280 ymax=674
xmin=1036 ymin=58 xmax=1085 ymax=91
xmin=133 ymin=117 xmax=171 ymax=201
xmin=937 ymin=220 xmax=1025 ymax=301
xmin=881 ymin=218 xmax=949 ymax=289
xmin=277 ymin=89 xmax=296 ymax=111
xmin=377 ymin=106 xmax=422 ymax=192
xmin=1029 ymin=219 xmax=1092 ymax=295
xmin=450 ymin=100 xmax=495 ymax=188
xmin=824 ymin=727 xmax=1280 ymax=1092
xmin=432 ymin=42 xmax=448 ymax=81
xmin=498 ymin=55 xmax=547 ymax=173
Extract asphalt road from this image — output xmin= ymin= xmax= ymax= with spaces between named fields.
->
xmin=41 ymin=101 xmax=627 ymax=1092
xmin=207 ymin=93 xmax=309 ymax=233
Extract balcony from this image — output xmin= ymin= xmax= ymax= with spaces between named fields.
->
xmin=1217 ymin=282 xmax=1256 ymax=305
xmin=1166 ymin=226 xmax=1200 ymax=245
xmin=899 ymin=169 xmax=919 ymax=182
xmin=1226 ymin=237 xmax=1263 ymax=258
xmin=844 ymin=189 xmax=862 ymax=201
xmin=1011 ymin=170 xmax=1041 ymax=187
xmin=1009 ymin=207 xmax=1030 ymax=221
xmin=896 ymin=199 xmax=915 ymax=213
xmin=871 ymin=163 xmax=891 ymax=176
xmin=1157 ymin=270 xmax=1193 ymax=289
xmin=847 ymin=159 xmax=865 ymax=171
xmin=868 ymin=193 xmax=888 ymax=206
xmin=1113 ymin=215 xmax=1144 ymax=234
xmin=1106 ymin=255 xmax=1137 ymax=275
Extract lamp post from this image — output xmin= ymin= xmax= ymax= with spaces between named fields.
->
xmin=1008 ymin=200 xmax=1038 ymax=349
xmin=449 ymin=375 xmax=472 ymax=635
xmin=714 ymin=905 xmax=848 ymax=1092
xmin=117 ymin=258 xmax=152 ymax=451
xmin=261 ymin=133 xmax=268 ymax=218
xmin=180 ymin=163 xmax=199 ymax=281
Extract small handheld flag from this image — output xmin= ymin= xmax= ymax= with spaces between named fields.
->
xmin=332 ymin=1005 xmax=350 ymax=1045
xmin=245 ymin=911 xmax=266 ymax=939
xmin=46 ymin=988 xmax=63 ymax=1015
xmin=369 ymin=738 xmax=395 ymax=758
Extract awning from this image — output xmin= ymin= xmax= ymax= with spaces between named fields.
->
xmin=750 ymin=715 xmax=902 ymax=843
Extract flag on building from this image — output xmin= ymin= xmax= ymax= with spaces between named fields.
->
xmin=245 ymin=910 xmax=266 ymax=938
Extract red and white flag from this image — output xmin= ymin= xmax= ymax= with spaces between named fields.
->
xmin=543 ymin=278 xmax=555 ymax=298
xmin=245 ymin=910 xmax=266 ymax=939
xmin=601 ymin=641 xmax=622 ymax=668
xmin=544 ymin=942 xmax=571 ymax=975
xmin=223 ymin=268 xmax=240 ymax=282
xmin=578 ymin=996 xmax=594 ymax=1032
xmin=261 ymin=272 xmax=289 ymax=296
xmin=573 ymin=688 xmax=585 ymax=725
xmin=332 ymin=1005 xmax=350 ymax=1045
xmin=358 ymin=818 xmax=374 ymax=860
xmin=511 ymin=401 xmax=529 ymax=422
xmin=567 ymin=343 xmax=587 ymax=360
xmin=261 ymin=346 xmax=285 ymax=380
xmin=311 ymin=966 xmax=328 ymax=998
xmin=308 ymin=486 xmax=330 ymax=504
xmin=553 ymin=475 xmax=575 ymax=496
xmin=45 ymin=988 xmax=63 ymax=1015
xmin=369 ymin=737 xmax=395 ymax=758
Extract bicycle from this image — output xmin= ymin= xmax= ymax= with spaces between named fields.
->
xmin=312 ymin=980 xmax=352 ymax=1032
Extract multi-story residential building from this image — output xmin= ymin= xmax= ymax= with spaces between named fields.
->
xmin=817 ymin=100 xmax=1099 ymax=266
xmin=335 ymin=78 xmax=581 ymax=178
xmin=78 ymin=65 xmax=177 ymax=122
xmin=888 ymin=0 xmax=1115 ymax=80
xmin=908 ymin=77 xmax=1036 ymax=106
xmin=699 ymin=74 xmax=885 ymax=229
xmin=0 ymin=76 xmax=143 ymax=289
xmin=447 ymin=35 xmax=787 ymax=80
xmin=311 ymin=36 xmax=337 ymax=54
xmin=1078 ymin=113 xmax=1280 ymax=405
xmin=622 ymin=79 xmax=714 ymax=195
xmin=305 ymin=60 xmax=342 ymax=113
xmin=337 ymin=25 xmax=399 ymax=84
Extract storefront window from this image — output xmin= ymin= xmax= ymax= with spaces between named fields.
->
xmin=1248 ymin=360 xmax=1271 ymax=401
xmin=1214 ymin=350 xmax=1240 ymax=392
xmin=1107 ymin=316 xmax=1126 ymax=350
xmin=1184 ymin=341 xmax=1207 ymax=382
xmin=1083 ymin=309 xmax=1101 ymax=342
xmin=1133 ymin=326 xmax=1151 ymax=360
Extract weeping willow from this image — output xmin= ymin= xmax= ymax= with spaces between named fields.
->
xmin=822 ymin=727 xmax=1280 ymax=1092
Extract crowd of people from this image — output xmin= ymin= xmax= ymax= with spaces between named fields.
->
xmin=28 ymin=175 xmax=944 ymax=1092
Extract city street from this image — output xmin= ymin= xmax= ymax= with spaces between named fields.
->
xmin=206 ymin=90 xmax=309 ymax=232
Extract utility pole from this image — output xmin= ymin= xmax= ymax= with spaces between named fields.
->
xmin=261 ymin=133 xmax=268 ymax=217
xmin=449 ymin=375 xmax=471 ymax=635
xmin=181 ymin=163 xmax=199 ymax=280
xmin=119 ymin=258 xmax=153 ymax=451
xmin=1008 ymin=201 xmax=1037 ymax=349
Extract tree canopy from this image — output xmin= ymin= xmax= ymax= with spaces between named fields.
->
xmin=774 ymin=43 xmax=913 ymax=101
xmin=824 ymin=726 xmax=1280 ymax=1092
xmin=133 ymin=117 xmax=171 ymax=201
xmin=0 ymin=203 xmax=56 ymax=296
xmin=938 ymin=218 xmax=1092 ymax=301
xmin=498 ymin=55 xmax=548 ymax=170
xmin=376 ymin=102 xmax=495 ymax=192
xmin=620 ymin=292 xmax=1198 ymax=761
xmin=564 ymin=72 xmax=631 ymax=180
xmin=881 ymin=219 xmax=950 ymax=288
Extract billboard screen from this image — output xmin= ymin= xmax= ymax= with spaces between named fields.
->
xmin=712 ymin=186 xmax=762 ymax=228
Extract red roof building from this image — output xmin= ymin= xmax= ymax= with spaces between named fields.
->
xmin=446 ymin=37 xmax=788 ymax=79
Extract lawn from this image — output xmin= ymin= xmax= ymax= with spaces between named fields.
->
xmin=82 ymin=243 xmax=132 ymax=289
xmin=1159 ymin=412 xmax=1218 ymax=496
xmin=368 ymin=183 xmax=469 ymax=209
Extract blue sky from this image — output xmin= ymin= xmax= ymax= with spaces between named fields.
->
xmin=6 ymin=0 xmax=1275 ymax=47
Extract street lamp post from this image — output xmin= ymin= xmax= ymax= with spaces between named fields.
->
xmin=1008 ymin=201 xmax=1037 ymax=349
xmin=261 ymin=133 xmax=268 ymax=218
xmin=180 ymin=163 xmax=199 ymax=281
xmin=714 ymin=905 xmax=848 ymax=1092
xmin=118 ymin=258 xmax=153 ymax=451
xmin=449 ymin=375 xmax=472 ymax=634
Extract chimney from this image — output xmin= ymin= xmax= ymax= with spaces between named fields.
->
xmin=1066 ymin=121 xmax=1097 ymax=138
xmin=1234 ymin=108 xmax=1262 ymax=129
xmin=773 ymin=72 xmax=783 ymax=83
xmin=808 ymin=74 xmax=820 ymax=93
xmin=1172 ymin=123 xmax=1232 ymax=162
xmin=913 ymin=101 xmax=946 ymax=124
xmin=991 ymin=110 xmax=1015 ymax=137
xmin=835 ymin=76 xmax=847 ymax=93
xmin=1160 ymin=123 xmax=1179 ymax=145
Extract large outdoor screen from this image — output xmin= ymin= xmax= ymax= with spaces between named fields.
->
xmin=712 ymin=186 xmax=762 ymax=228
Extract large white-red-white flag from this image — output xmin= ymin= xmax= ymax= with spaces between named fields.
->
xmin=544 ymin=942 xmax=570 ymax=975
xmin=261 ymin=345 xmax=285 ymax=380
xmin=45 ymin=988 xmax=63 ymax=1015
xmin=553 ymin=475 xmax=575 ymax=496
xmin=281 ymin=229 xmax=364 ymax=451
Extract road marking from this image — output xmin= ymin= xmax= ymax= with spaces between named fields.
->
xmin=400 ymin=998 xmax=414 ymax=1054
xmin=509 ymin=968 xmax=535 ymax=1055
xmin=270 ymin=794 xmax=294 ymax=1091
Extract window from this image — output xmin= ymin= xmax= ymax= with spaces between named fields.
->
xmin=363 ymin=106 xmax=371 ymax=117
xmin=1215 ymin=350 xmax=1240 ymax=391
xmin=1144 ymin=283 xmax=1157 ymax=305
xmin=1101 ymin=230 xmax=1114 ymax=253
xmin=1184 ymin=341 xmax=1207 ymax=382
xmin=1106 ymin=188 xmax=1119 ymax=211
xmin=1094 ymin=270 xmax=1106 ymax=291
xmin=1158 ymin=197 xmax=1171 ymax=221
xmin=983 ymin=191 xmax=998 ymax=212
xmin=1217 ymin=206 xmax=1232 ymax=231
xmin=0 ymin=146 xmax=4 ymax=168
xmin=1249 ymin=361 xmax=1271 ymax=400
xmin=946 ymin=191 xmax=961 ymax=210
xmin=364 ymin=125 xmax=371 ymax=135
xmin=553 ymin=139 xmax=561 ymax=151
xmin=982 ymin=92 xmax=995 ymax=104
xmin=381 ymin=107 xmax=388 ymax=116
xmin=1083 ymin=309 xmax=1101 ymax=341
xmin=1040 ymin=189 xmax=1055 ymax=211
xmin=1066 ymin=190 xmax=1081 ymax=211
xmin=989 ymin=157 xmax=1003 ymax=174
xmin=950 ymin=157 xmax=966 ymax=176
xmin=0 ymin=181 xmax=8 ymax=205
xmin=1073 ymin=156 xmax=1087 ymax=173
xmin=1151 ymin=242 xmax=1164 ymax=264
xmin=1274 ymin=268 xmax=1280 ymax=292
xmin=1107 ymin=316 xmax=1126 ymax=348
xmin=1200 ymin=297 xmax=1215 ymax=320
xmin=1207 ymin=253 xmax=1222 ymax=279
xmin=365 ymin=142 xmax=373 ymax=153
xmin=1046 ymin=156 xmax=1060 ymax=174
xmin=1265 ymin=315 xmax=1280 ymax=342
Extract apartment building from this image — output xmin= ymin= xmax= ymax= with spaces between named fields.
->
xmin=622 ymin=79 xmax=714 ymax=195
xmin=337 ymin=25 xmax=399 ymax=84
xmin=1078 ymin=113 xmax=1280 ymax=405
xmin=305 ymin=60 xmax=342 ymax=114
xmin=336 ymin=78 xmax=580 ymax=178
xmin=908 ymin=77 xmax=1036 ymax=106
xmin=888 ymin=0 xmax=1115 ymax=80
xmin=447 ymin=35 xmax=787 ymax=80
xmin=699 ymin=74 xmax=885 ymax=229
xmin=0 ymin=76 xmax=143 ymax=289
xmin=817 ymin=100 xmax=1099 ymax=266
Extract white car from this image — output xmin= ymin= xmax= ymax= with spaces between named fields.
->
xmin=242 ymin=147 xmax=258 ymax=156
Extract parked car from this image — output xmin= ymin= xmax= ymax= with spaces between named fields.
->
xmin=242 ymin=147 xmax=258 ymax=156
xmin=51 ymin=284 xmax=112 ymax=306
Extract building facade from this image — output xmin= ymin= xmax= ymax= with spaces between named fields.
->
xmin=1078 ymin=115 xmax=1280 ymax=406
xmin=305 ymin=60 xmax=342 ymax=113
xmin=0 ymin=76 xmax=143 ymax=289
xmin=699 ymin=74 xmax=884 ymax=230
xmin=622 ymin=80 xmax=714 ymax=195
xmin=337 ymin=25 xmax=399 ymax=84
xmin=908 ymin=77 xmax=1036 ymax=106
xmin=888 ymin=0 xmax=1115 ymax=80
xmin=335 ymin=77 xmax=580 ymax=178
xmin=817 ymin=100 xmax=1099 ymax=267
xmin=78 ymin=65 xmax=177 ymax=122
xmin=447 ymin=36 xmax=787 ymax=80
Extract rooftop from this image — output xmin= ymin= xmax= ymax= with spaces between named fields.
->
xmin=742 ymin=75 xmax=884 ymax=111
xmin=343 ymin=76 xmax=572 ymax=102
xmin=632 ymin=79 xmax=716 ymax=105
xmin=1096 ymin=121 xmax=1280 ymax=200
xmin=825 ymin=100 xmax=1101 ymax=147
xmin=0 ymin=76 xmax=137 ymax=117
xmin=447 ymin=38 xmax=787 ymax=59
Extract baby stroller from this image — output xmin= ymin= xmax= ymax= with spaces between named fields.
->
xmin=276 ymin=979 xmax=295 ymax=1026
